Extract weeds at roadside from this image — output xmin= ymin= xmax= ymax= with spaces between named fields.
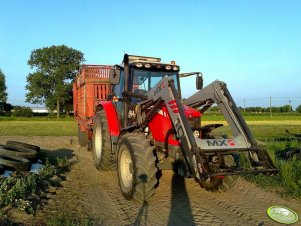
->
xmin=0 ymin=156 xmax=72 ymax=223
xmin=243 ymin=140 xmax=301 ymax=198
xmin=46 ymin=211 xmax=96 ymax=226
xmin=0 ymin=164 xmax=56 ymax=213
xmin=39 ymin=151 xmax=71 ymax=172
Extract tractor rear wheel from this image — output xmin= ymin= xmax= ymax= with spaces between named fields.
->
xmin=117 ymin=133 xmax=158 ymax=202
xmin=78 ymin=126 xmax=88 ymax=147
xmin=92 ymin=110 xmax=115 ymax=170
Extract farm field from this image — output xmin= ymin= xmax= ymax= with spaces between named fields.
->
xmin=1 ymin=115 xmax=300 ymax=137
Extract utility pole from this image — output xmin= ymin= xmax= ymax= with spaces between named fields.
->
xmin=269 ymin=97 xmax=272 ymax=118
xmin=288 ymin=100 xmax=291 ymax=112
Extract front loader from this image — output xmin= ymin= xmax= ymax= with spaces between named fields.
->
xmin=88 ymin=54 xmax=278 ymax=202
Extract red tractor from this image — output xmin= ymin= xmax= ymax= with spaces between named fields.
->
xmin=73 ymin=54 xmax=277 ymax=202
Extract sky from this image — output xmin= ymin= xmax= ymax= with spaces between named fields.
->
xmin=0 ymin=0 xmax=300 ymax=109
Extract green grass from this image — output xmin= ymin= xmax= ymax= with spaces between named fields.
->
xmin=244 ymin=140 xmax=301 ymax=198
xmin=202 ymin=112 xmax=301 ymax=121
xmin=0 ymin=116 xmax=74 ymax=121
xmin=249 ymin=125 xmax=301 ymax=139
xmin=0 ymin=121 xmax=77 ymax=136
xmin=1 ymin=114 xmax=300 ymax=136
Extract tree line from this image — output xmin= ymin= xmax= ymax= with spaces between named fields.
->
xmin=210 ymin=105 xmax=301 ymax=113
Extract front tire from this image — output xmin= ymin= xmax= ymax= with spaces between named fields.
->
xmin=117 ymin=133 xmax=158 ymax=202
xmin=198 ymin=155 xmax=238 ymax=192
xmin=92 ymin=110 xmax=115 ymax=170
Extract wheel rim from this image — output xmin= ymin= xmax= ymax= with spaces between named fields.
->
xmin=120 ymin=148 xmax=133 ymax=189
xmin=95 ymin=124 xmax=103 ymax=159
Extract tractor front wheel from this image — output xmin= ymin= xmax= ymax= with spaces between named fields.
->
xmin=117 ymin=133 xmax=158 ymax=202
xmin=198 ymin=155 xmax=238 ymax=192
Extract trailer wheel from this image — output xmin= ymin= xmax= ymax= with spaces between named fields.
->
xmin=117 ymin=133 xmax=158 ymax=202
xmin=92 ymin=110 xmax=115 ymax=170
xmin=78 ymin=126 xmax=88 ymax=147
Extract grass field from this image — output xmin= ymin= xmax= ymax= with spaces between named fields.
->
xmin=0 ymin=121 xmax=77 ymax=136
xmin=0 ymin=114 xmax=300 ymax=136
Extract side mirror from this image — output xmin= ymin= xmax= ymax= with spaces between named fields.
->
xmin=109 ymin=67 xmax=121 ymax=85
xmin=196 ymin=74 xmax=203 ymax=90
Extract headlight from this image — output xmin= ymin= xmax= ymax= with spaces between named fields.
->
xmin=144 ymin=63 xmax=151 ymax=68
xmin=193 ymin=130 xmax=200 ymax=138
xmin=172 ymin=66 xmax=179 ymax=71
xmin=165 ymin=65 xmax=171 ymax=70
xmin=136 ymin=62 xmax=143 ymax=68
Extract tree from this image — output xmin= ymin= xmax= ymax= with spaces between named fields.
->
xmin=0 ymin=69 xmax=8 ymax=102
xmin=296 ymin=105 xmax=301 ymax=113
xmin=280 ymin=105 xmax=292 ymax=113
xmin=26 ymin=45 xmax=84 ymax=117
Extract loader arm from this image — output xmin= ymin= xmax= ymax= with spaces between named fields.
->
xmin=136 ymin=76 xmax=278 ymax=182
xmin=183 ymin=80 xmax=256 ymax=146
xmin=136 ymin=76 xmax=202 ymax=178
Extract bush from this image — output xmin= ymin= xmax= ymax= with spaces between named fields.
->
xmin=12 ymin=106 xmax=33 ymax=117
xmin=0 ymin=165 xmax=56 ymax=213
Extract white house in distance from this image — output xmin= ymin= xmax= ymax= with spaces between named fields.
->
xmin=30 ymin=107 xmax=49 ymax=113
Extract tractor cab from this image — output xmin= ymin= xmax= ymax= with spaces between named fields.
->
xmin=109 ymin=54 xmax=200 ymax=128
xmin=110 ymin=55 xmax=181 ymax=97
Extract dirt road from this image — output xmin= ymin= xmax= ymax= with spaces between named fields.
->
xmin=0 ymin=136 xmax=300 ymax=225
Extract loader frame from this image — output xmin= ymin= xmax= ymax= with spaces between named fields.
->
xmin=123 ymin=76 xmax=278 ymax=181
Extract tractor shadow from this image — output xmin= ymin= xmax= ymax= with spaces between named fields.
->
xmin=133 ymin=172 xmax=195 ymax=226
xmin=167 ymin=173 xmax=195 ymax=226
xmin=134 ymin=201 xmax=149 ymax=226
xmin=134 ymin=174 xmax=150 ymax=226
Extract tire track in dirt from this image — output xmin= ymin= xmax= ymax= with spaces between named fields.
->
xmin=186 ymin=177 xmax=301 ymax=226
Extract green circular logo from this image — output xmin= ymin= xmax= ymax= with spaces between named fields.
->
xmin=267 ymin=206 xmax=298 ymax=224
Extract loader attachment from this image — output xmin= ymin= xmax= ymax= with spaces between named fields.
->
xmin=183 ymin=80 xmax=278 ymax=179
xmin=137 ymin=76 xmax=277 ymax=189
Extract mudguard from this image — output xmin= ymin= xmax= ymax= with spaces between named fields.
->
xmin=97 ymin=101 xmax=120 ymax=137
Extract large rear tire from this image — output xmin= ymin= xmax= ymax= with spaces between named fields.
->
xmin=92 ymin=110 xmax=115 ymax=170
xmin=78 ymin=126 xmax=88 ymax=147
xmin=117 ymin=133 xmax=158 ymax=202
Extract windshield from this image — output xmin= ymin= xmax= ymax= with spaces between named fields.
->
xmin=132 ymin=69 xmax=179 ymax=92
